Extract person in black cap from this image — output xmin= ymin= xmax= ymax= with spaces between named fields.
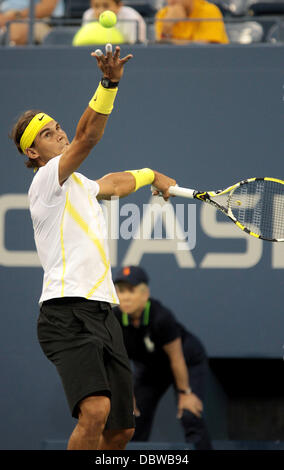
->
xmin=113 ymin=265 xmax=213 ymax=450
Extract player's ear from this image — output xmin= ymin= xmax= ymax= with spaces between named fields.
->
xmin=25 ymin=147 xmax=40 ymax=160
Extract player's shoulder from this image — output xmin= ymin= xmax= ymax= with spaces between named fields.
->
xmin=28 ymin=155 xmax=61 ymax=195
xmin=195 ymin=0 xmax=224 ymax=17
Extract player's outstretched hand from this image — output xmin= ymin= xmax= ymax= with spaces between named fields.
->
xmin=91 ymin=44 xmax=133 ymax=82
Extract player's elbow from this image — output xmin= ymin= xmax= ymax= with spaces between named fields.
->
xmin=109 ymin=180 xmax=125 ymax=198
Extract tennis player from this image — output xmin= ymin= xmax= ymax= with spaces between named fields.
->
xmin=10 ymin=45 xmax=176 ymax=450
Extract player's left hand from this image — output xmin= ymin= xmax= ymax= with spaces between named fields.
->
xmin=91 ymin=44 xmax=133 ymax=82
xmin=177 ymin=392 xmax=203 ymax=419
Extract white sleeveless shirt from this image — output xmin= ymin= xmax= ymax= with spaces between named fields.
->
xmin=28 ymin=155 xmax=119 ymax=305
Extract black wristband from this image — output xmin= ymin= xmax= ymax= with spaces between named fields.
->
xmin=101 ymin=77 xmax=119 ymax=89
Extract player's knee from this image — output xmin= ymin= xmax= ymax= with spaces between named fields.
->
xmin=109 ymin=428 xmax=135 ymax=448
xmin=121 ymin=427 xmax=135 ymax=444
xmin=78 ymin=396 xmax=110 ymax=434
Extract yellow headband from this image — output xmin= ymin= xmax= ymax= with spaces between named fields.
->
xmin=20 ymin=113 xmax=53 ymax=153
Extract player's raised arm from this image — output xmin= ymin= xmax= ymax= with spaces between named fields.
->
xmin=58 ymin=45 xmax=133 ymax=185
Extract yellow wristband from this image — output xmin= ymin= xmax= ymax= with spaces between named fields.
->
xmin=125 ymin=168 xmax=155 ymax=191
xmin=89 ymin=82 xmax=118 ymax=115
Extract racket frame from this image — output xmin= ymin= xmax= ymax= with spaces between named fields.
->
xmin=152 ymin=177 xmax=284 ymax=242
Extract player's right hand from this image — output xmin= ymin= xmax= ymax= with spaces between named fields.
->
xmin=152 ymin=171 xmax=176 ymax=201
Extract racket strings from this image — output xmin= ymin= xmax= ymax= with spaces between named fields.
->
xmin=228 ymin=180 xmax=284 ymax=240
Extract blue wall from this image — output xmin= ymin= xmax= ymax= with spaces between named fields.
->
xmin=0 ymin=44 xmax=283 ymax=449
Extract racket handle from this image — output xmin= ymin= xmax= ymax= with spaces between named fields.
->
xmin=151 ymin=185 xmax=195 ymax=199
xmin=168 ymin=185 xmax=195 ymax=199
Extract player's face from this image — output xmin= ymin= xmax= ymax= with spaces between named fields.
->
xmin=115 ymin=283 xmax=149 ymax=315
xmin=32 ymin=120 xmax=70 ymax=164
xmin=91 ymin=0 xmax=121 ymax=18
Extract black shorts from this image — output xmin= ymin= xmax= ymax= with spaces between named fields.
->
xmin=37 ymin=297 xmax=135 ymax=430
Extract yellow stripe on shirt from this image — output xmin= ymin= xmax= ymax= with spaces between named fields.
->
xmin=72 ymin=173 xmax=117 ymax=303
xmin=65 ymin=197 xmax=109 ymax=269
xmin=86 ymin=262 xmax=110 ymax=299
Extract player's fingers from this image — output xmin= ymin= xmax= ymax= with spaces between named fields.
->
xmin=91 ymin=49 xmax=103 ymax=62
xmin=105 ymin=43 xmax=113 ymax=59
xmin=120 ymin=54 xmax=133 ymax=65
xmin=162 ymin=190 xmax=171 ymax=201
xmin=91 ymin=49 xmax=103 ymax=57
xmin=94 ymin=49 xmax=107 ymax=64
xmin=91 ymin=49 xmax=107 ymax=67
xmin=113 ymin=45 xmax=120 ymax=60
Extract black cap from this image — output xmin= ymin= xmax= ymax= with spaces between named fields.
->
xmin=114 ymin=266 xmax=149 ymax=286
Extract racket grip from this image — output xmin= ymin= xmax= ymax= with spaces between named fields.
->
xmin=151 ymin=185 xmax=195 ymax=199
xmin=168 ymin=185 xmax=195 ymax=199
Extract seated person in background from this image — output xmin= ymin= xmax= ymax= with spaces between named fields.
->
xmin=0 ymin=0 xmax=64 ymax=45
xmin=155 ymin=0 xmax=229 ymax=44
xmin=113 ymin=266 xmax=213 ymax=450
xmin=82 ymin=0 xmax=147 ymax=43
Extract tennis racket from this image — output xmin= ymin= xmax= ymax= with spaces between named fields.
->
xmin=152 ymin=177 xmax=284 ymax=242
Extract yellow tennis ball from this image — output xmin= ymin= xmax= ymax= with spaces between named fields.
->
xmin=99 ymin=10 xmax=117 ymax=28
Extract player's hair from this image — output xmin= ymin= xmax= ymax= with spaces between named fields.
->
xmin=10 ymin=109 xmax=42 ymax=169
